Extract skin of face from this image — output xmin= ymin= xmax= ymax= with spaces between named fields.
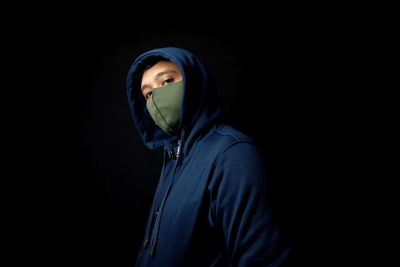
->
xmin=141 ymin=60 xmax=183 ymax=101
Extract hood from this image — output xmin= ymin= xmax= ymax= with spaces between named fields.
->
xmin=126 ymin=47 xmax=223 ymax=150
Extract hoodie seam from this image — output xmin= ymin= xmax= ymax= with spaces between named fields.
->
xmin=215 ymin=128 xmax=241 ymax=142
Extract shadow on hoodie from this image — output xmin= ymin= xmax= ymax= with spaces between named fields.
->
xmin=127 ymin=47 xmax=291 ymax=267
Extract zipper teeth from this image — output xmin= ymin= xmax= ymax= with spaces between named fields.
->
xmin=142 ymin=149 xmax=166 ymax=248
xmin=176 ymin=140 xmax=181 ymax=158
xmin=149 ymin=145 xmax=180 ymax=255
xmin=149 ymin=131 xmax=185 ymax=257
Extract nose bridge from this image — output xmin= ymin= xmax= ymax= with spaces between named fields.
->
xmin=141 ymin=71 xmax=159 ymax=92
xmin=150 ymin=83 xmax=162 ymax=93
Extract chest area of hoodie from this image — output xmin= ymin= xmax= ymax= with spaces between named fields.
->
xmin=161 ymin=154 xmax=214 ymax=223
xmin=156 ymin=144 xmax=222 ymax=235
xmin=157 ymin=132 xmax=237 ymax=235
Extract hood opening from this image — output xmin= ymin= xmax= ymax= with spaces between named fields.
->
xmin=127 ymin=47 xmax=223 ymax=151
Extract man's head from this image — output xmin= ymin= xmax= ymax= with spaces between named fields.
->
xmin=138 ymin=57 xmax=184 ymax=135
xmin=127 ymin=47 xmax=223 ymax=148
xmin=140 ymin=58 xmax=183 ymax=101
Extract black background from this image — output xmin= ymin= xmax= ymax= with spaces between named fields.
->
xmin=12 ymin=6 xmax=364 ymax=266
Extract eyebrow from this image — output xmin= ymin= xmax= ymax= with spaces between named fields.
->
xmin=141 ymin=70 xmax=177 ymax=91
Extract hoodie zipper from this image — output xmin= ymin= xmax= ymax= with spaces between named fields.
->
xmin=149 ymin=130 xmax=185 ymax=257
xmin=142 ymin=149 xmax=167 ymax=249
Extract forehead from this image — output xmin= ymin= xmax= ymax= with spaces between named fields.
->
xmin=141 ymin=61 xmax=181 ymax=84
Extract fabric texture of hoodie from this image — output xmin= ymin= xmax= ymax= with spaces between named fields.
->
xmin=127 ymin=47 xmax=290 ymax=267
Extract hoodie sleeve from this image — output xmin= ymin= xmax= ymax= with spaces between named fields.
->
xmin=209 ymin=142 xmax=290 ymax=267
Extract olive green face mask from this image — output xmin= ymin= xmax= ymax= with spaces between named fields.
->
xmin=146 ymin=81 xmax=184 ymax=135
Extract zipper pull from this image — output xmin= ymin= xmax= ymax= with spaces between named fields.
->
xmin=149 ymin=247 xmax=155 ymax=257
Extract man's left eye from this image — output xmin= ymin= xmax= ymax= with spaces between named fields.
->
xmin=162 ymin=78 xmax=174 ymax=86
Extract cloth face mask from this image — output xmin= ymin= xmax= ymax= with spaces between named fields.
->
xmin=146 ymin=81 xmax=184 ymax=135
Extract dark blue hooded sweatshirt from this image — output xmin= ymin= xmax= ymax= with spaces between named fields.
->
xmin=127 ymin=47 xmax=290 ymax=267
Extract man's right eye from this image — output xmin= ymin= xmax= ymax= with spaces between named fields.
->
xmin=145 ymin=91 xmax=153 ymax=99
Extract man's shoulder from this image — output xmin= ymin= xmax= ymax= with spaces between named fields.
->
xmin=214 ymin=124 xmax=254 ymax=144
xmin=198 ymin=124 xmax=257 ymax=155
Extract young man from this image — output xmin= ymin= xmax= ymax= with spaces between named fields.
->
xmin=127 ymin=47 xmax=290 ymax=266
